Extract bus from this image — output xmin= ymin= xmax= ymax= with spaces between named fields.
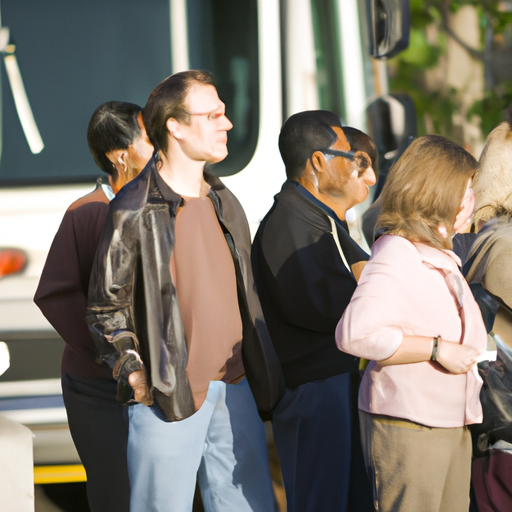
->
xmin=0 ymin=0 xmax=409 ymax=486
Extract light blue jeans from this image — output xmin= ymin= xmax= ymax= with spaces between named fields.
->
xmin=127 ymin=379 xmax=276 ymax=512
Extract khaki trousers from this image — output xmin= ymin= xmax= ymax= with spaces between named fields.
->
xmin=359 ymin=410 xmax=472 ymax=512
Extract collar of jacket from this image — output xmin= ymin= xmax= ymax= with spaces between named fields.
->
xmin=465 ymin=216 xmax=512 ymax=284
xmin=150 ymin=157 xmax=226 ymax=211
xmin=277 ymin=179 xmax=350 ymax=234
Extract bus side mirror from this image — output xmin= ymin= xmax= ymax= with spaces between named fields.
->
xmin=367 ymin=0 xmax=410 ymax=59
xmin=366 ymin=93 xmax=416 ymax=198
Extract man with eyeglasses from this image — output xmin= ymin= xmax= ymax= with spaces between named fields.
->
xmin=86 ymin=70 xmax=283 ymax=512
xmin=252 ymin=111 xmax=377 ymax=512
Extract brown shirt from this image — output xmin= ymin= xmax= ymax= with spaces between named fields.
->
xmin=171 ymin=195 xmax=244 ymax=409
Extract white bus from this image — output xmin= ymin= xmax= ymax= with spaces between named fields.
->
xmin=0 ymin=0 xmax=409 ymax=485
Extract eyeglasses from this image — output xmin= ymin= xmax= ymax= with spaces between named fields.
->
xmin=317 ymin=148 xmax=356 ymax=161
xmin=181 ymin=109 xmax=225 ymax=121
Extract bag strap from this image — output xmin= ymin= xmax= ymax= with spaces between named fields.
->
xmin=328 ymin=216 xmax=354 ymax=279
xmin=328 ymin=217 xmax=370 ymax=372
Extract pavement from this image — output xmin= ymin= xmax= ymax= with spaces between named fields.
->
xmin=35 ymin=486 xmax=64 ymax=512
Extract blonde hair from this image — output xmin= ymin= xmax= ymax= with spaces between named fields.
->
xmin=473 ymin=119 xmax=512 ymax=226
xmin=376 ymin=134 xmax=477 ymax=250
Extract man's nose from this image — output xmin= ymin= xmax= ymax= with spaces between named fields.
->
xmin=364 ymin=167 xmax=377 ymax=187
xmin=223 ymin=115 xmax=233 ymax=131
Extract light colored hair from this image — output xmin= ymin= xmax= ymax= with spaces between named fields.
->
xmin=473 ymin=111 xmax=512 ymax=226
xmin=376 ymin=134 xmax=477 ymax=250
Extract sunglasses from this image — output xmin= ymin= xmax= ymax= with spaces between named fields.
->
xmin=316 ymin=148 xmax=356 ymax=161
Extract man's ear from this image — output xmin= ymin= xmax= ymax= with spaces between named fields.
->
xmin=166 ymin=118 xmax=183 ymax=139
xmin=354 ymin=151 xmax=371 ymax=172
xmin=310 ymin=150 xmax=327 ymax=173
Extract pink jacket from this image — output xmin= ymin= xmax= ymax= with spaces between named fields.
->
xmin=336 ymin=235 xmax=486 ymax=428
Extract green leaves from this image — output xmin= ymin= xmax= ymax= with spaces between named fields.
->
xmin=467 ymin=84 xmax=512 ymax=135
xmin=388 ymin=0 xmax=512 ymax=142
xmin=398 ymin=28 xmax=440 ymax=67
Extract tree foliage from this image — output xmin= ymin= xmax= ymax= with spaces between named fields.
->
xmin=388 ymin=0 xmax=512 ymax=142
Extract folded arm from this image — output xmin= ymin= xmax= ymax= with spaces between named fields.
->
xmin=337 ymin=239 xmax=479 ymax=375
xmin=377 ymin=334 xmax=479 ymax=374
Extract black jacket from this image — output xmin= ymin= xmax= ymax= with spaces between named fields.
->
xmin=86 ymin=159 xmax=284 ymax=421
xmin=252 ymin=180 xmax=368 ymax=389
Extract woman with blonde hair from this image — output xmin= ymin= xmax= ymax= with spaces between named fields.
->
xmin=336 ymin=134 xmax=487 ymax=512
xmin=460 ymin=104 xmax=512 ymax=511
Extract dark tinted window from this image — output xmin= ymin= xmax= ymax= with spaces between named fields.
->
xmin=0 ymin=0 xmax=171 ymax=186
xmin=187 ymin=0 xmax=259 ymax=177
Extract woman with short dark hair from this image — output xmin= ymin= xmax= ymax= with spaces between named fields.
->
xmin=336 ymin=134 xmax=487 ymax=512
xmin=35 ymin=101 xmax=153 ymax=512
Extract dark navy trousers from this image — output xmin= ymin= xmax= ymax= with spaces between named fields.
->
xmin=272 ymin=373 xmax=375 ymax=512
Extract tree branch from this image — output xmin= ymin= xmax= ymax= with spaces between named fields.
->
xmin=439 ymin=0 xmax=484 ymax=62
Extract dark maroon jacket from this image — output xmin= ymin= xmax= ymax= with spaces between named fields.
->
xmin=34 ymin=183 xmax=113 ymax=379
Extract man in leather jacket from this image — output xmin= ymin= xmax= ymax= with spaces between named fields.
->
xmin=86 ymin=70 xmax=283 ymax=512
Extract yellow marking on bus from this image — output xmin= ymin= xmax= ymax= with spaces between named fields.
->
xmin=34 ymin=464 xmax=87 ymax=484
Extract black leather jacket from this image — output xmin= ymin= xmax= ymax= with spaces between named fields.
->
xmin=86 ymin=158 xmax=284 ymax=421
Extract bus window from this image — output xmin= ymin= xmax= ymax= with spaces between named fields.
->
xmin=0 ymin=0 xmax=171 ymax=186
xmin=186 ymin=0 xmax=259 ymax=177
xmin=311 ymin=0 xmax=345 ymax=119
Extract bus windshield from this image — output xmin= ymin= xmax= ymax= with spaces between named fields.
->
xmin=0 ymin=0 xmax=260 ymax=186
